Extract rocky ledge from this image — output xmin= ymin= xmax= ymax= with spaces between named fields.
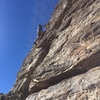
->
xmin=3 ymin=0 xmax=100 ymax=100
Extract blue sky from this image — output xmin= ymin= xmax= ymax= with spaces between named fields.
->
xmin=0 ymin=0 xmax=59 ymax=94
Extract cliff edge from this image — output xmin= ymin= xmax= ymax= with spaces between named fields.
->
xmin=3 ymin=0 xmax=100 ymax=99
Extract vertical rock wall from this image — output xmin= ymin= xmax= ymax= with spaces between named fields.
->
xmin=5 ymin=0 xmax=100 ymax=100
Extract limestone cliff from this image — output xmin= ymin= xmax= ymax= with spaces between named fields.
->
xmin=3 ymin=0 xmax=100 ymax=99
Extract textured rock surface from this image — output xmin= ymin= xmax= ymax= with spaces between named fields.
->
xmin=26 ymin=67 xmax=100 ymax=100
xmin=0 ymin=93 xmax=5 ymax=100
xmin=5 ymin=0 xmax=100 ymax=99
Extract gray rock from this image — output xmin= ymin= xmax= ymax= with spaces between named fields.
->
xmin=0 ymin=93 xmax=5 ymax=100
xmin=5 ymin=0 xmax=100 ymax=99
xmin=26 ymin=67 xmax=100 ymax=100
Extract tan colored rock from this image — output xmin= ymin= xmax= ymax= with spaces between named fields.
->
xmin=26 ymin=67 xmax=100 ymax=100
xmin=6 ymin=0 xmax=100 ymax=100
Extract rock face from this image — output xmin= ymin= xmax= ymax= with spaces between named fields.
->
xmin=5 ymin=0 xmax=100 ymax=99
xmin=0 ymin=93 xmax=5 ymax=100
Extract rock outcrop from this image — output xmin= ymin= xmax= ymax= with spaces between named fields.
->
xmin=0 ymin=93 xmax=5 ymax=100
xmin=5 ymin=0 xmax=100 ymax=99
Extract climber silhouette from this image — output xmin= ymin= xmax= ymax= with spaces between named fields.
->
xmin=34 ymin=23 xmax=49 ymax=45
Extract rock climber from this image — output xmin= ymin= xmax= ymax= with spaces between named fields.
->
xmin=34 ymin=23 xmax=49 ymax=45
